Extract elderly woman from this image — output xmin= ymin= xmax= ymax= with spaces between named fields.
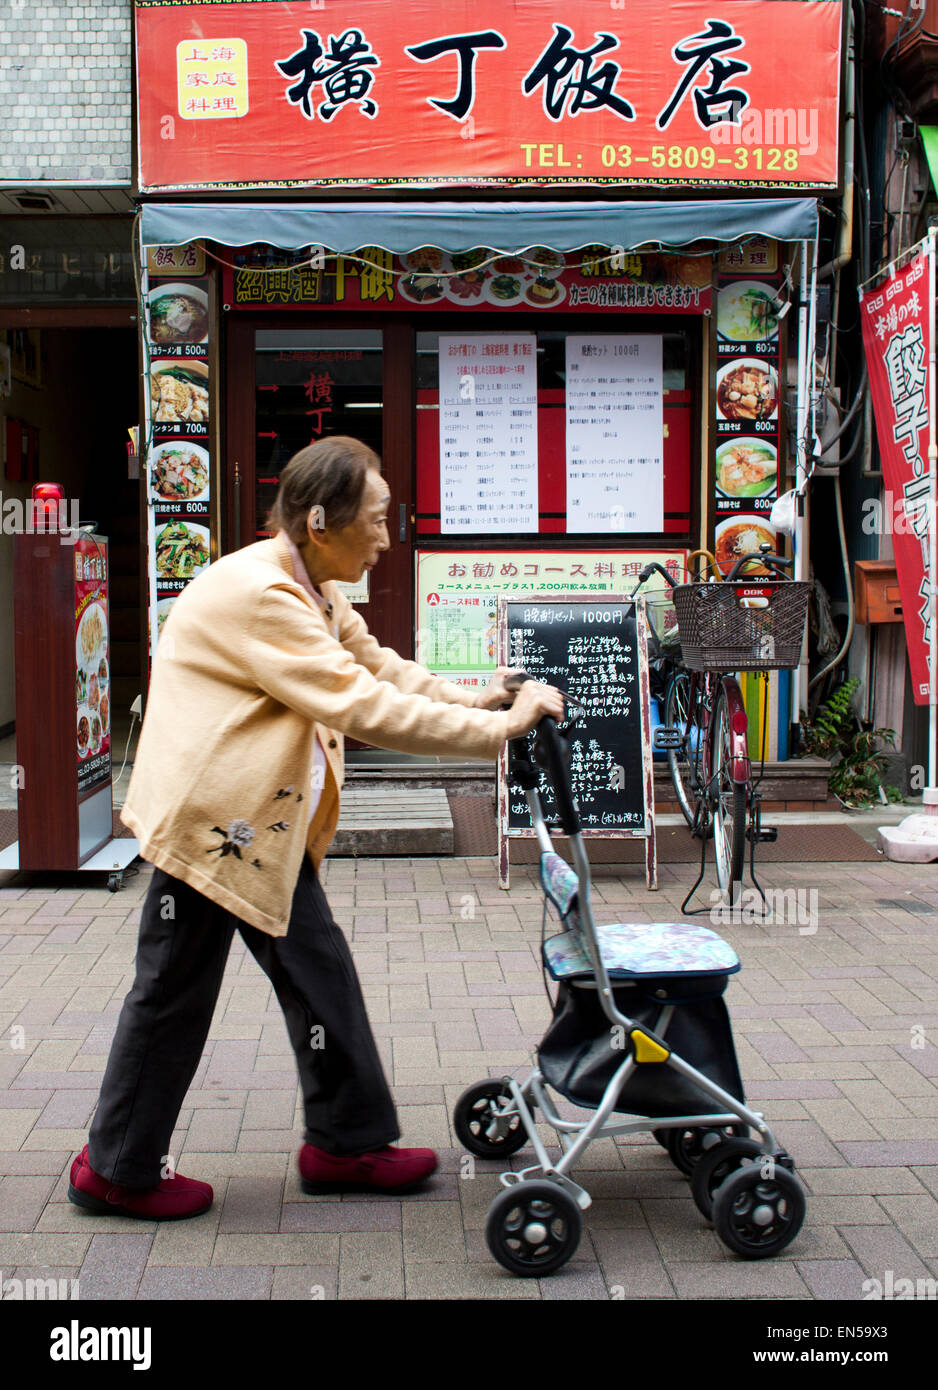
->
xmin=69 ymin=436 xmax=563 ymax=1220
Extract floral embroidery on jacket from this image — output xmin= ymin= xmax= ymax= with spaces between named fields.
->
xmin=207 ymin=820 xmax=257 ymax=860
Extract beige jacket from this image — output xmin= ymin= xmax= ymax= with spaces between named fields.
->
xmin=121 ymin=536 xmax=509 ymax=936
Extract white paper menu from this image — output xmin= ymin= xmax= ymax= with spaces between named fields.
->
xmin=565 ymin=335 xmax=663 ymax=533
xmin=438 ymin=334 xmax=538 ymax=533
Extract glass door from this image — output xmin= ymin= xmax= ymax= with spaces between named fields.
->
xmin=253 ymin=328 xmax=384 ymax=540
xmin=224 ymin=317 xmax=415 ymax=677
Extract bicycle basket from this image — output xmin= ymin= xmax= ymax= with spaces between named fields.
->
xmin=671 ymin=580 xmax=810 ymax=671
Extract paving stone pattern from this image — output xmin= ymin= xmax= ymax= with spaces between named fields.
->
xmin=0 ymin=855 xmax=937 ymax=1300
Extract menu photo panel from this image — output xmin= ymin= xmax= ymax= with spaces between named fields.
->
xmin=143 ymin=267 xmax=214 ymax=660
xmin=713 ymin=246 xmax=783 ymax=573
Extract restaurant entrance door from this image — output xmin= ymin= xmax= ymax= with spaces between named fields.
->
xmin=224 ymin=316 xmax=415 ymax=660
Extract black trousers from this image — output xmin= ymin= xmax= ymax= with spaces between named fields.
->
xmin=88 ymin=855 xmax=399 ymax=1187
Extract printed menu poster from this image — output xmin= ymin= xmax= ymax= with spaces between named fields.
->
xmin=75 ymin=535 xmax=111 ymax=796
xmin=145 ymin=275 xmax=213 ymax=658
xmin=438 ymin=334 xmax=538 ymax=533
xmin=415 ymin=547 xmax=684 ymax=686
xmin=565 ymin=336 xmax=663 ymax=532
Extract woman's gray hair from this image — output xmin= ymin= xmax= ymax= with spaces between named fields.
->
xmin=267 ymin=436 xmax=381 ymax=543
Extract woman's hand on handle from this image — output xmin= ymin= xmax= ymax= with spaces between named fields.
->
xmin=502 ymin=680 xmax=566 ymax=739
xmin=473 ymin=666 xmax=528 ymax=710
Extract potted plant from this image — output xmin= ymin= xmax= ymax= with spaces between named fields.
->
xmin=800 ymin=678 xmax=903 ymax=809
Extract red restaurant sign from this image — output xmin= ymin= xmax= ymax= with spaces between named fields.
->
xmin=134 ymin=0 xmax=843 ymax=192
xmin=860 ymin=244 xmax=935 ymax=705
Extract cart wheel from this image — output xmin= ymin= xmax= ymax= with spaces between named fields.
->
xmin=690 ymin=1138 xmax=766 ymax=1220
xmin=664 ymin=1123 xmax=749 ymax=1177
xmin=651 ymin=1129 xmax=671 ymax=1150
xmin=107 ymin=872 xmax=122 ymax=893
xmin=712 ymin=1163 xmax=806 ymax=1259
xmin=485 ymin=1181 xmax=582 ymax=1277
xmin=453 ymin=1080 xmax=529 ymax=1159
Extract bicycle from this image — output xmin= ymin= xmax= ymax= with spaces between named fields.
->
xmin=634 ymin=545 xmax=810 ymax=913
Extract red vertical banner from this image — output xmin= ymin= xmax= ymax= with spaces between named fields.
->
xmin=860 ymin=244 xmax=934 ymax=705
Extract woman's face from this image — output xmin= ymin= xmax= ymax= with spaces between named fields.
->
xmin=310 ymin=467 xmax=391 ymax=583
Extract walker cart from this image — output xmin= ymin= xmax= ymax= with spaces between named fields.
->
xmin=453 ymin=700 xmax=807 ymax=1276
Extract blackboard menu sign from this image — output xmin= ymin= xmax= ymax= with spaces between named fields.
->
xmin=497 ymin=593 xmax=656 ymax=890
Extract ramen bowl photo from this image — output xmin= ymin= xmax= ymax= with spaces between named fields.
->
xmin=714 ymin=516 xmax=777 ymax=574
xmin=716 ymin=359 xmax=778 ymax=421
xmin=147 ymin=283 xmax=209 ymax=345
xmin=715 ymin=439 xmax=778 ymax=499
xmin=717 ymin=281 xmax=780 ymax=342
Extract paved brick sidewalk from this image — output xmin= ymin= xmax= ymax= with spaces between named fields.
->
xmin=1 ymin=853 xmax=937 ymax=1301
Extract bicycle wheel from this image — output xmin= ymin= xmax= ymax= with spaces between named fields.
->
xmin=711 ymin=684 xmax=746 ymax=903
xmin=665 ymin=672 xmax=697 ymax=828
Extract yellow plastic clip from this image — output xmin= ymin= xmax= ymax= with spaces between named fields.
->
xmin=630 ymin=1029 xmax=670 ymax=1064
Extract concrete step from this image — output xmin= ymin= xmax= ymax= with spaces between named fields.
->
xmin=327 ymin=787 xmax=453 ymax=857
xmin=345 ymin=757 xmax=834 ymax=811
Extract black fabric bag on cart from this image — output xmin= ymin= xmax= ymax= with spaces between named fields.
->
xmin=538 ymin=976 xmax=745 ymax=1118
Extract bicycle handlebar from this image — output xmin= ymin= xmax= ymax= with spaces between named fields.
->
xmin=638 ymin=552 xmax=793 ymax=590
xmin=637 ymin=561 xmax=677 ymax=589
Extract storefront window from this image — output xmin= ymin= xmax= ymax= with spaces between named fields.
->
xmin=415 ymin=326 xmax=693 ymax=540
xmin=254 ymin=328 xmax=382 ymax=537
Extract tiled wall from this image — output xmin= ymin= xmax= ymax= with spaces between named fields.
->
xmin=0 ymin=3 xmax=132 ymax=182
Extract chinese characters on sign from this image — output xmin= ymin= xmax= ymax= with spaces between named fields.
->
xmin=224 ymin=246 xmax=712 ymax=314
xmin=522 ymin=24 xmax=635 ymax=121
xmin=406 ymin=30 xmax=506 ymax=119
xmin=657 ymin=19 xmax=749 ymax=129
xmin=136 ymin=1 xmax=843 ymax=190
xmin=565 ymin=336 xmax=664 ymax=532
xmin=177 ymin=39 xmax=248 ymax=119
xmin=860 ymin=246 xmax=935 ymax=704
xmin=438 ymin=335 xmax=539 ymax=533
xmin=277 ymin=28 xmax=379 ymax=120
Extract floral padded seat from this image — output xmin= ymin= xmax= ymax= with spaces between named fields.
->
xmin=539 ymin=851 xmax=740 ymax=983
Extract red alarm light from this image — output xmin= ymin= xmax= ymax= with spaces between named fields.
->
xmin=31 ymin=481 xmax=64 ymax=529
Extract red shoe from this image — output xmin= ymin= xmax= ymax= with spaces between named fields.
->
xmin=299 ymin=1143 xmax=438 ymax=1194
xmin=68 ymin=1145 xmax=213 ymax=1221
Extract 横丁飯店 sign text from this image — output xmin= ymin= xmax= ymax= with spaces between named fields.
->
xmin=134 ymin=0 xmax=842 ymax=192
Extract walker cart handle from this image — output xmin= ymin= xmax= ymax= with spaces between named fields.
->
xmin=726 ymin=545 xmax=794 ymax=582
xmin=533 ymin=716 xmax=581 ymax=837
xmin=505 ymin=673 xmax=580 ymax=832
xmin=505 ymin=671 xmax=541 ymax=791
